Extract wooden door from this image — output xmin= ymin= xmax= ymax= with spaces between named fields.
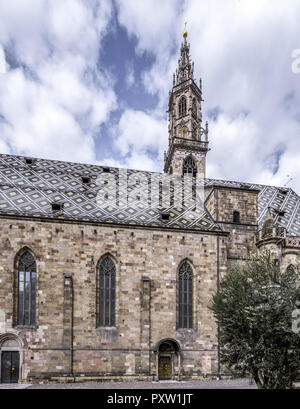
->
xmin=158 ymin=356 xmax=171 ymax=380
xmin=1 ymin=352 xmax=19 ymax=383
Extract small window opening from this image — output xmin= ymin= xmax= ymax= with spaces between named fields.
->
xmin=82 ymin=176 xmax=91 ymax=184
xmin=25 ymin=158 xmax=35 ymax=165
xmin=275 ymin=209 xmax=285 ymax=217
xmin=233 ymin=211 xmax=240 ymax=224
xmin=52 ymin=203 xmax=64 ymax=212
xmin=161 ymin=212 xmax=170 ymax=221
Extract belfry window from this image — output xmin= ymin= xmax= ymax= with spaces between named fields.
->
xmin=179 ymin=96 xmax=187 ymax=117
xmin=98 ymin=256 xmax=116 ymax=327
xmin=183 ymin=156 xmax=197 ymax=177
xmin=17 ymin=251 xmax=36 ymax=326
xmin=178 ymin=262 xmax=193 ymax=329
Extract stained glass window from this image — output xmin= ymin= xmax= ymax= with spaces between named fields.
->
xmin=99 ymin=256 xmax=116 ymax=327
xmin=178 ymin=262 xmax=193 ymax=329
xmin=18 ymin=251 xmax=36 ymax=326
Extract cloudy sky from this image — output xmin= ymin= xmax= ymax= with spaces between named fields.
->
xmin=0 ymin=0 xmax=300 ymax=192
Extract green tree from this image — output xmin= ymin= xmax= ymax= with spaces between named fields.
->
xmin=212 ymin=250 xmax=300 ymax=389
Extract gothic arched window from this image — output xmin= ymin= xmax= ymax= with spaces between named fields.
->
xmin=98 ymin=256 xmax=116 ymax=327
xmin=192 ymin=98 xmax=197 ymax=119
xmin=183 ymin=156 xmax=197 ymax=177
xmin=17 ymin=251 xmax=36 ymax=326
xmin=179 ymin=96 xmax=187 ymax=117
xmin=178 ymin=261 xmax=193 ymax=329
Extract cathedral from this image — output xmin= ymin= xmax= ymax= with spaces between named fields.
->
xmin=0 ymin=31 xmax=299 ymax=384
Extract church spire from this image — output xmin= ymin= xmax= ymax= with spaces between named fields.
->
xmin=164 ymin=28 xmax=210 ymax=178
xmin=175 ymin=29 xmax=194 ymax=86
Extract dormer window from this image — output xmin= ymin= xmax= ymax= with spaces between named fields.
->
xmin=82 ymin=176 xmax=91 ymax=184
xmin=274 ymin=209 xmax=285 ymax=217
xmin=161 ymin=212 xmax=170 ymax=222
xmin=25 ymin=158 xmax=35 ymax=165
xmin=52 ymin=203 xmax=64 ymax=212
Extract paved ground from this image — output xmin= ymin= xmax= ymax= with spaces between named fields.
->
xmin=0 ymin=383 xmax=30 ymax=389
xmin=0 ymin=378 xmax=257 ymax=389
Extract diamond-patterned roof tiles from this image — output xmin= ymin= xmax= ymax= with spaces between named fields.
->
xmin=0 ymin=154 xmax=221 ymax=232
xmin=0 ymin=154 xmax=299 ymax=235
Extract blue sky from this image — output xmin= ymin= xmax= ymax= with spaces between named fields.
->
xmin=0 ymin=0 xmax=300 ymax=193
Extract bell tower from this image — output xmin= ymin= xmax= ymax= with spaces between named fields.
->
xmin=164 ymin=29 xmax=209 ymax=178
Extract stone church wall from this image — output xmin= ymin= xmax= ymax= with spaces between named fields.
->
xmin=205 ymin=187 xmax=258 ymax=270
xmin=0 ymin=217 xmax=227 ymax=381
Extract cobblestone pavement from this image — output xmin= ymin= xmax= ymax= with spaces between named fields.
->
xmin=0 ymin=378 xmax=257 ymax=389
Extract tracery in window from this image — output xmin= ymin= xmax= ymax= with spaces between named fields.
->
xmin=98 ymin=256 xmax=116 ymax=327
xmin=183 ymin=156 xmax=197 ymax=177
xmin=178 ymin=261 xmax=193 ymax=329
xmin=179 ymin=96 xmax=187 ymax=117
xmin=17 ymin=251 xmax=36 ymax=326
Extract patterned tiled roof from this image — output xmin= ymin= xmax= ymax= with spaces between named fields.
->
xmin=0 ymin=154 xmax=221 ymax=232
xmin=0 ymin=154 xmax=299 ymax=235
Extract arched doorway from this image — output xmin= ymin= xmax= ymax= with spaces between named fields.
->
xmin=154 ymin=338 xmax=181 ymax=381
xmin=0 ymin=334 xmax=22 ymax=383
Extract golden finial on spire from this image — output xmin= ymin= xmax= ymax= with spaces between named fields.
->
xmin=183 ymin=21 xmax=188 ymax=38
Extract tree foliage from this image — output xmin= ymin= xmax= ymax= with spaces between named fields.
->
xmin=212 ymin=250 xmax=300 ymax=389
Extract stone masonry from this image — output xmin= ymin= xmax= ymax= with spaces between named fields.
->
xmin=0 ymin=217 xmax=227 ymax=382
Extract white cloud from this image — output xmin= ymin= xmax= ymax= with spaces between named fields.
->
xmin=114 ymin=110 xmax=166 ymax=155
xmin=0 ymin=0 xmax=116 ymax=164
xmin=115 ymin=0 xmax=183 ymax=110
xmin=110 ymin=109 xmax=168 ymax=172
xmin=116 ymin=0 xmax=182 ymax=55
xmin=0 ymin=45 xmax=9 ymax=74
